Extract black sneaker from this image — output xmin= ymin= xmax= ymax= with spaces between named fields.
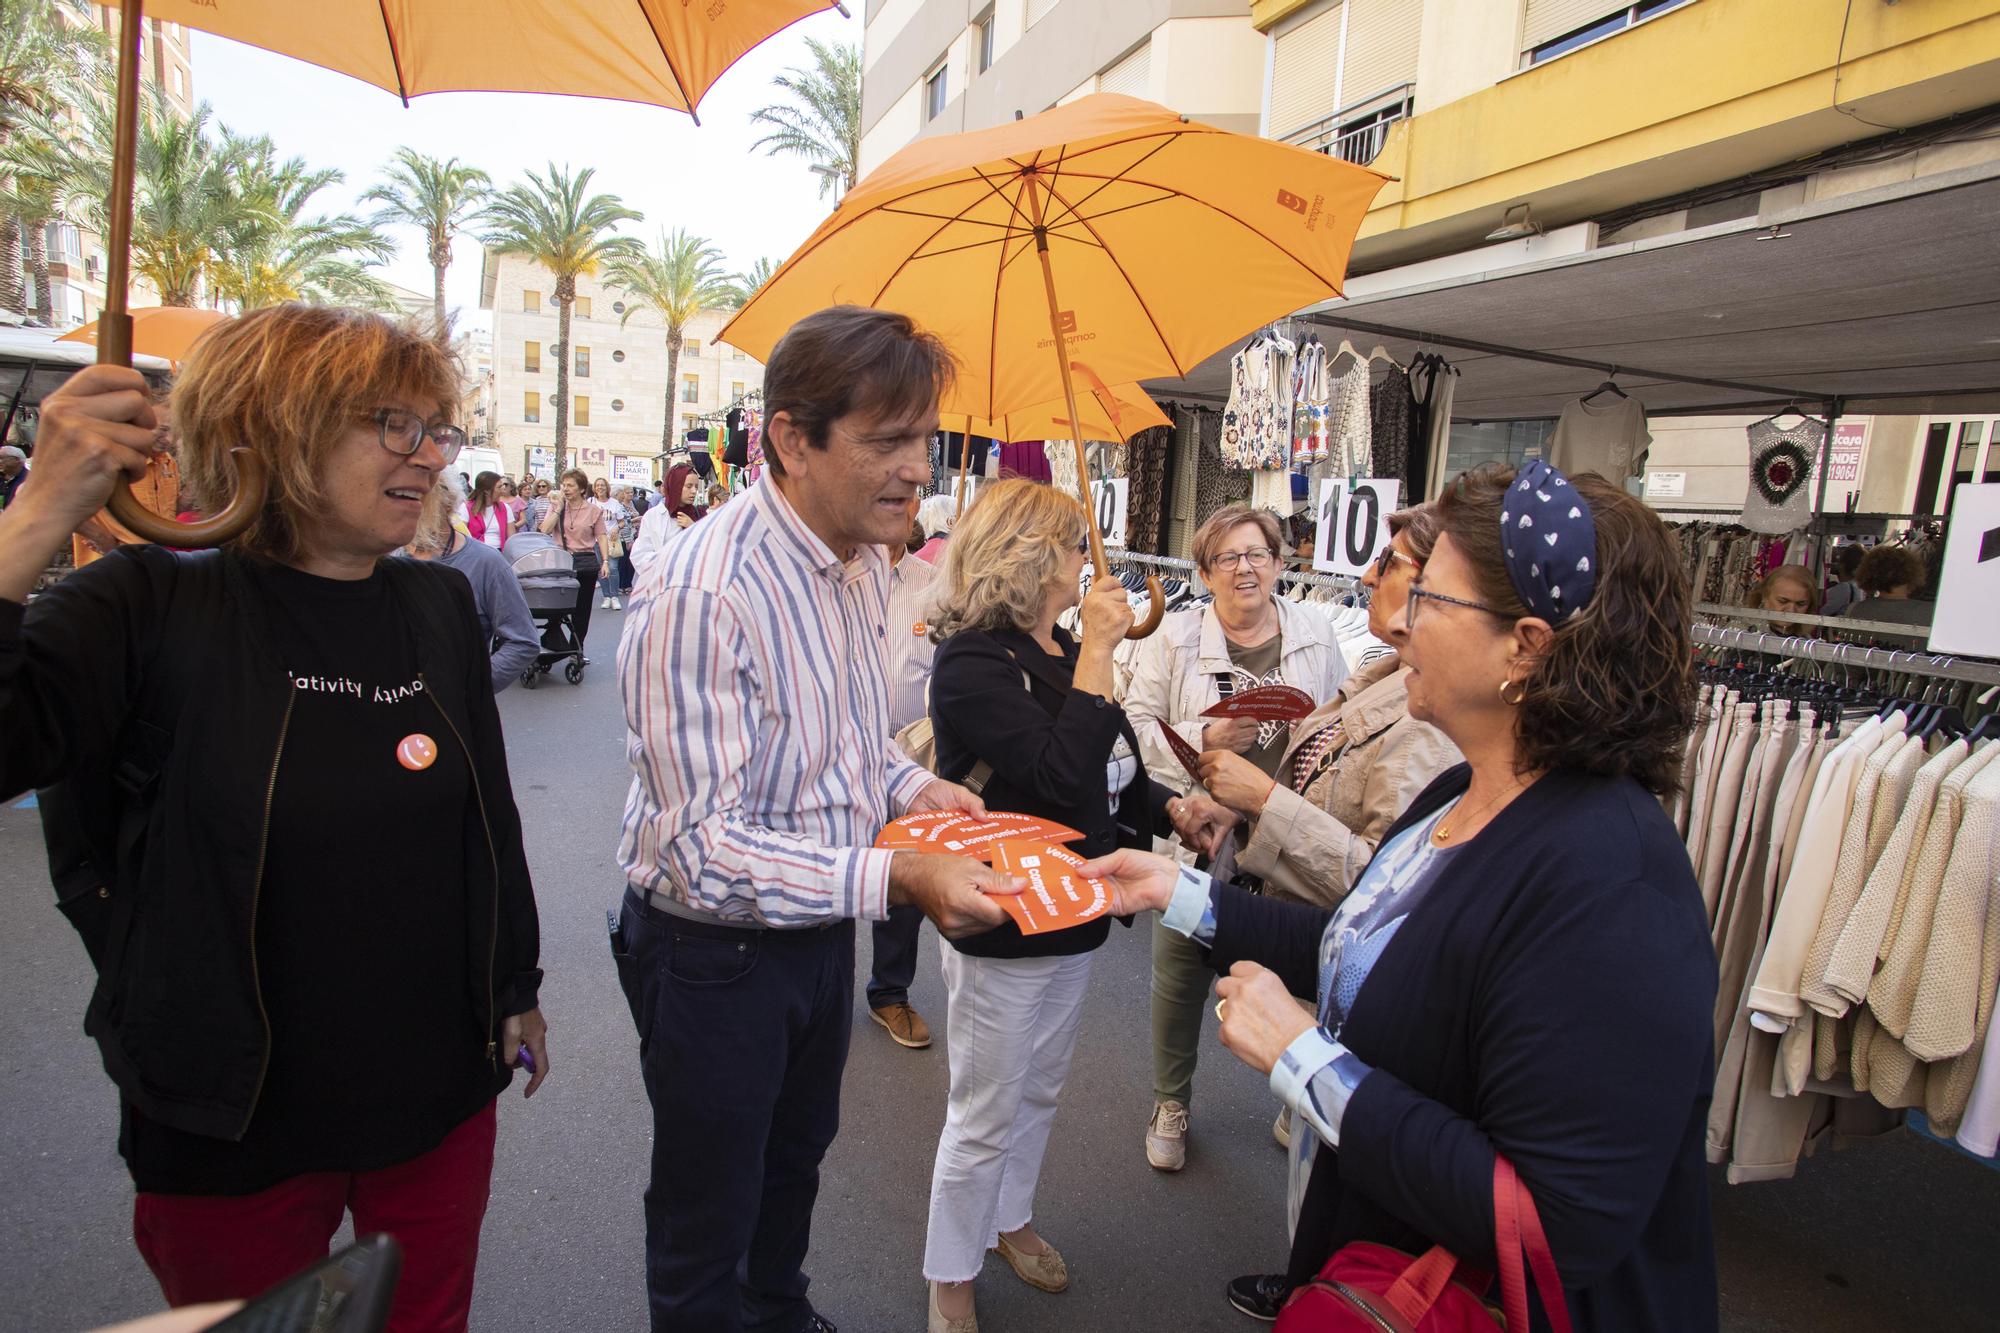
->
xmin=801 ymin=1312 xmax=837 ymax=1333
xmin=1226 ymin=1273 xmax=1293 ymax=1322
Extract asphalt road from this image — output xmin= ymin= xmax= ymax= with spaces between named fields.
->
xmin=3 ymin=602 xmax=1998 ymax=1332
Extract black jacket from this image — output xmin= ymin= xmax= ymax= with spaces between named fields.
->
xmin=930 ymin=624 xmax=1171 ymax=958
xmin=1206 ymin=766 xmax=1718 ymax=1332
xmin=0 ymin=546 xmax=542 ymax=1142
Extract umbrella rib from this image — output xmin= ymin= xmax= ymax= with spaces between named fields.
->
xmin=875 ymin=205 xmax=1023 ymax=230
xmin=376 ymin=0 xmax=410 ymax=105
xmin=1037 ymin=158 xmax=1186 ymax=380
xmin=1035 ymin=136 xmax=1178 ymax=233
xmin=866 ymin=163 xmax=1025 ymax=310
xmin=637 ymin=6 xmax=703 ymax=120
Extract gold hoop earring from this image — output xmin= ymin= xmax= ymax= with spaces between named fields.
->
xmin=1499 ymin=678 xmax=1526 ymax=706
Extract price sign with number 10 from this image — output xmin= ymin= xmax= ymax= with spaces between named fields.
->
xmin=1089 ymin=478 xmax=1129 ymax=548
xmin=1312 ymin=477 xmax=1401 ymax=576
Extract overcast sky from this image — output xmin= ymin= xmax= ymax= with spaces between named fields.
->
xmin=186 ymin=7 xmax=861 ymax=334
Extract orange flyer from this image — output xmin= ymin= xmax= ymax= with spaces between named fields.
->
xmin=875 ymin=811 xmax=1084 ymax=858
xmin=986 ymin=840 xmax=1111 ymax=935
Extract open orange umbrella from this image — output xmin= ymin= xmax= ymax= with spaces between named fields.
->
xmin=57 ymin=306 xmax=229 ymax=363
xmin=91 ymin=0 xmax=846 ymax=546
xmin=722 ymin=94 xmax=1387 ymax=637
xmin=948 ymin=365 xmax=1168 ymax=521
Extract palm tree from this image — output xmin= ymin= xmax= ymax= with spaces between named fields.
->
xmin=362 ymin=148 xmax=490 ymax=338
xmin=748 ymin=38 xmax=859 ymax=199
xmin=722 ymin=255 xmax=779 ymax=308
xmin=482 ymin=164 xmax=641 ymax=476
xmin=0 ymin=0 xmax=101 ymax=315
xmin=604 ymin=228 xmax=732 ymax=453
xmin=211 ymin=136 xmax=396 ymax=311
xmin=0 ymin=171 xmax=62 ymax=324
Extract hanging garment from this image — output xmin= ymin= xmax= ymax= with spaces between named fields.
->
xmin=1123 ymin=425 xmax=1174 ymax=556
xmin=1193 ymin=409 xmax=1251 ymax=517
xmin=996 ymin=439 xmax=1052 ymax=483
xmin=1291 ymin=338 xmax=1331 ymax=466
xmin=1741 ymin=415 xmax=1825 ymax=535
xmin=1548 ymin=394 xmax=1652 ymax=483
xmin=1409 ymin=355 xmax=1457 ymax=500
xmin=1220 ymin=333 xmax=1294 ymax=471
xmin=1045 ymin=439 xmax=1079 ymax=496
xmin=1328 ymin=352 xmax=1371 ymax=478
xmin=1368 ymin=364 xmax=1416 ymax=483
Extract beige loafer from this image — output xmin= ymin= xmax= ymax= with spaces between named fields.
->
xmin=928 ymin=1281 xmax=978 ymax=1333
xmin=992 ymin=1232 xmax=1069 ymax=1294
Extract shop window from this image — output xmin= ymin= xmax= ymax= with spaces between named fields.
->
xmin=575 ymin=345 xmax=590 ymax=378
xmin=523 ymin=391 xmax=540 ymax=423
xmin=523 ymin=289 xmax=541 ymax=314
xmin=574 ymin=295 xmax=591 ymax=319
xmin=1523 ymin=2 xmax=1691 ymax=69
xmin=524 ymin=340 xmax=540 ymax=373
xmin=575 ymin=395 xmax=590 ymax=427
xmin=926 ymin=64 xmax=948 ymax=122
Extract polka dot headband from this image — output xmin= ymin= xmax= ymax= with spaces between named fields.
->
xmin=1500 ymin=460 xmax=1599 ymax=626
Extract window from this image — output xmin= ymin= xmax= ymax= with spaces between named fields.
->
xmin=1523 ymin=2 xmax=1690 ymax=68
xmin=684 ymin=338 xmax=701 ymax=358
xmin=612 ymin=349 xmax=626 ymax=363
xmin=523 ymin=289 xmax=541 ymax=314
xmin=169 ymin=65 xmax=184 ymax=99
xmin=523 ymin=391 xmax=540 ymax=423
xmin=523 ymin=340 xmax=540 ymax=373
xmin=575 ymin=345 xmax=590 ymax=377
xmin=682 ymin=374 xmax=700 ymax=404
xmin=574 ymin=395 xmax=590 ymax=427
xmin=731 ymin=345 xmax=745 ymax=360
xmin=926 ymin=64 xmax=948 ymax=121
xmin=731 ymin=381 xmax=746 ymax=402
xmin=574 ymin=295 xmax=591 ymax=319
xmin=975 ymin=11 xmax=995 ymax=74
xmin=683 ymin=414 xmax=701 ymax=438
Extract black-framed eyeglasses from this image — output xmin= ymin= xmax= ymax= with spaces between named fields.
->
xmin=1076 ymin=538 xmax=1091 ymax=556
xmin=1209 ymin=548 xmax=1276 ymax=572
xmin=1406 ymin=582 xmax=1508 ymax=625
xmin=375 ymin=409 xmax=466 ymax=464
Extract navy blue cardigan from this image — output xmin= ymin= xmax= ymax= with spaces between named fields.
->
xmin=1207 ymin=765 xmax=1718 ymax=1332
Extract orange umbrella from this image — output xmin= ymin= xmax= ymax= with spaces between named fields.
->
xmin=91 ymin=0 xmax=846 ymax=547
xmin=722 ymin=94 xmax=1387 ymax=636
xmin=948 ymin=367 xmax=1168 ymax=522
xmin=57 ymin=306 xmax=229 ymax=362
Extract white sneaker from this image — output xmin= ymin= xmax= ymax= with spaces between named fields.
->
xmin=611 ymin=596 xmax=622 ymax=609
xmin=1274 ymin=1104 xmax=1293 ymax=1150
xmin=1146 ymin=1099 xmax=1189 ymax=1172
xmin=600 ymin=596 xmax=612 ymax=609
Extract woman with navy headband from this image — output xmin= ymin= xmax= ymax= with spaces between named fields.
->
xmin=1084 ymin=462 xmax=1718 ymax=1330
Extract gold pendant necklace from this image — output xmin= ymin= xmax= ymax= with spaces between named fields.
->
xmin=1434 ymin=781 xmax=1522 ymax=843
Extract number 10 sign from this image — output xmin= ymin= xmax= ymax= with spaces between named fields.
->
xmin=1312 ymin=478 xmax=1401 ymax=576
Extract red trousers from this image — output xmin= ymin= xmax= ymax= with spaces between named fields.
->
xmin=133 ymin=1101 xmax=496 ymax=1333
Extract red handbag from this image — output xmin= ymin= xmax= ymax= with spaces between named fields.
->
xmin=1273 ymin=1157 xmax=1574 ymax=1333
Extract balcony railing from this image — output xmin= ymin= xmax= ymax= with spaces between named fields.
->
xmin=1280 ymin=82 xmax=1414 ymax=166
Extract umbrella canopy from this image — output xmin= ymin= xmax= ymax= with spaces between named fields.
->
xmin=57 ymin=306 xmax=229 ymax=363
xmin=720 ymin=93 xmax=1389 ymax=420
xmin=960 ymin=369 xmax=1169 ymax=444
xmin=104 ymin=0 xmax=843 ymax=119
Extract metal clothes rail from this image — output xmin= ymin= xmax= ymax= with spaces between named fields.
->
xmin=1106 ymin=548 xmax=1361 ymax=594
xmin=1693 ymin=621 xmax=2000 ymax=688
xmin=1694 ymin=602 xmax=1931 ymax=640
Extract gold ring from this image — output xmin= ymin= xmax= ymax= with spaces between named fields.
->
xmin=1215 ymin=999 xmax=1228 ymax=1023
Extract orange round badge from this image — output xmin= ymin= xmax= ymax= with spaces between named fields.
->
xmin=396 ymin=733 xmax=438 ymax=771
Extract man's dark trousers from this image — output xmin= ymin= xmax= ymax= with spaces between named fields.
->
xmin=615 ymin=890 xmax=854 ymax=1332
xmin=865 ymin=903 xmax=923 ymax=1010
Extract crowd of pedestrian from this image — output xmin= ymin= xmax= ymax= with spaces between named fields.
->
xmin=0 ymin=300 xmax=1725 ymax=1333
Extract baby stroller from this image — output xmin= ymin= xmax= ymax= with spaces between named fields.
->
xmin=504 ymin=532 xmax=585 ymax=687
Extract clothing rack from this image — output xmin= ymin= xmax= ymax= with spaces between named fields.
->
xmin=1696 ymin=602 xmax=1933 ymax=641
xmin=1106 ymin=548 xmax=1360 ymax=595
xmin=1692 ymin=621 xmax=2000 ymax=688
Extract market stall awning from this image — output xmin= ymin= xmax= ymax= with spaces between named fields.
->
xmin=1149 ymin=161 xmax=2000 ymax=422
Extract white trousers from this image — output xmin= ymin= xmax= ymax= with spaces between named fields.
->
xmin=922 ymin=946 xmax=1095 ymax=1282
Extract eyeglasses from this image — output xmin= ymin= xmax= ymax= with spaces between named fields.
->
xmin=374 ymin=409 xmax=466 ymax=465
xmin=1371 ymin=544 xmax=1420 ymax=581
xmin=1209 ymin=548 xmax=1276 ymax=572
xmin=1075 ymin=538 xmax=1091 ymax=556
xmin=1406 ymin=582 xmax=1508 ymax=625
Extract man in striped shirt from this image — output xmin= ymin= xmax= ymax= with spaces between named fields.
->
xmin=614 ymin=306 xmax=1017 ymax=1333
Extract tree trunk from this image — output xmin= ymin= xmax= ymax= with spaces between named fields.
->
xmin=554 ymin=280 xmax=573 ymax=477
xmin=0 ymin=216 xmax=25 ymax=316
xmin=430 ymin=232 xmax=451 ymax=341
xmin=23 ymin=222 xmax=53 ymax=326
xmin=663 ymin=325 xmax=682 ymax=459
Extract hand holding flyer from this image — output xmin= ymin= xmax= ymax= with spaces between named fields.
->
xmin=1200 ymin=684 xmax=1317 ymax=722
xmin=1157 ymin=719 xmax=1205 ymax=783
xmin=985 ymin=840 xmax=1112 ymax=935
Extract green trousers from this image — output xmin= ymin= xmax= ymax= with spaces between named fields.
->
xmin=1150 ymin=914 xmax=1217 ymax=1107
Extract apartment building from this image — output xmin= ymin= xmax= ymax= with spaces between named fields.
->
xmin=859 ymin=0 xmax=1266 ymax=174
xmin=478 ymin=249 xmax=765 ymax=487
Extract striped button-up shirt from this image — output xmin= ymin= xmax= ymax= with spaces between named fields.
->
xmin=617 ymin=476 xmax=932 ymax=927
